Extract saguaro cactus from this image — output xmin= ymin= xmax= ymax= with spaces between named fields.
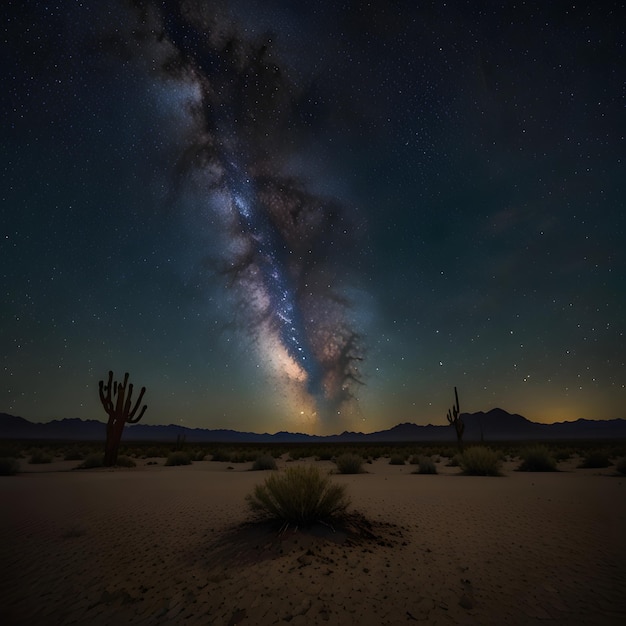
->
xmin=99 ymin=370 xmax=147 ymax=466
xmin=446 ymin=386 xmax=464 ymax=452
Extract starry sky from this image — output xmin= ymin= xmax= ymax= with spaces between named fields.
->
xmin=1 ymin=0 xmax=624 ymax=435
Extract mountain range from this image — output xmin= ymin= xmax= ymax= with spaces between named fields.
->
xmin=1 ymin=410 xmax=625 ymax=443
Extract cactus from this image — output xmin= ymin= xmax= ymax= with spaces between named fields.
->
xmin=99 ymin=371 xmax=147 ymax=466
xmin=446 ymin=386 xmax=464 ymax=452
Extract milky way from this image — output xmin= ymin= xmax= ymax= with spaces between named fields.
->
xmin=121 ymin=0 xmax=366 ymax=422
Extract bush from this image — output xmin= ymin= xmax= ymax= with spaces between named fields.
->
xmin=334 ymin=453 xmax=364 ymax=474
xmin=165 ymin=451 xmax=192 ymax=466
xmin=247 ymin=465 xmax=350 ymax=525
xmin=414 ymin=457 xmax=438 ymax=475
xmin=389 ymin=454 xmax=405 ymax=465
xmin=193 ymin=450 xmax=207 ymax=462
xmin=616 ymin=458 xmax=626 ymax=475
xmin=63 ymin=448 xmax=85 ymax=461
xmin=579 ymin=450 xmax=611 ymax=469
xmin=0 ymin=457 xmax=20 ymax=476
xmin=518 ymin=445 xmax=557 ymax=472
xmin=210 ymin=449 xmax=232 ymax=462
xmin=252 ymin=455 xmax=278 ymax=471
xmin=460 ymin=446 xmax=502 ymax=476
xmin=78 ymin=454 xmax=104 ymax=469
xmin=115 ymin=455 xmax=136 ymax=468
xmin=29 ymin=449 xmax=52 ymax=464
xmin=446 ymin=454 xmax=461 ymax=467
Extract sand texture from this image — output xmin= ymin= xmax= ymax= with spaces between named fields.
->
xmin=1 ymin=457 xmax=625 ymax=625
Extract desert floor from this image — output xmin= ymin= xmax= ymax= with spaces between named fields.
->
xmin=1 ymin=456 xmax=625 ymax=626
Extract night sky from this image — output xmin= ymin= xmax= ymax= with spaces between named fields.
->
xmin=2 ymin=1 xmax=624 ymax=435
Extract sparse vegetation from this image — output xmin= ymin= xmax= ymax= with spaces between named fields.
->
xmin=247 ymin=465 xmax=350 ymax=525
xmin=579 ymin=449 xmax=611 ymax=469
xmin=115 ymin=455 xmax=136 ymax=468
xmin=459 ymin=446 xmax=502 ymax=476
xmin=414 ymin=456 xmax=438 ymax=474
xmin=28 ymin=449 xmax=52 ymax=464
xmin=518 ymin=445 xmax=557 ymax=472
xmin=389 ymin=454 xmax=405 ymax=465
xmin=78 ymin=454 xmax=104 ymax=469
xmin=334 ymin=453 xmax=364 ymax=474
xmin=252 ymin=455 xmax=277 ymax=471
xmin=0 ymin=457 xmax=20 ymax=475
xmin=165 ymin=451 xmax=192 ymax=466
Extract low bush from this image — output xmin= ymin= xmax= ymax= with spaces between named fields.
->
xmin=29 ymin=449 xmax=52 ymax=464
xmin=579 ymin=450 xmax=611 ymax=469
xmin=389 ymin=454 xmax=405 ymax=465
xmin=210 ymin=449 xmax=232 ymax=462
xmin=616 ymin=458 xmax=626 ymax=475
xmin=252 ymin=455 xmax=278 ymax=471
xmin=0 ymin=457 xmax=19 ymax=476
xmin=165 ymin=451 xmax=192 ymax=466
xmin=518 ymin=445 xmax=557 ymax=472
xmin=414 ymin=456 xmax=438 ymax=475
xmin=247 ymin=465 xmax=349 ymax=525
xmin=63 ymin=448 xmax=85 ymax=461
xmin=459 ymin=446 xmax=502 ymax=476
xmin=334 ymin=453 xmax=364 ymax=474
xmin=446 ymin=454 xmax=461 ymax=467
xmin=78 ymin=454 xmax=104 ymax=469
xmin=115 ymin=455 xmax=136 ymax=468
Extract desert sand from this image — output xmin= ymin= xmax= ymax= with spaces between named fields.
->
xmin=1 ymin=456 xmax=625 ymax=625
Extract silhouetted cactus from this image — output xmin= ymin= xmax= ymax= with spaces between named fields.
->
xmin=99 ymin=371 xmax=147 ymax=466
xmin=446 ymin=386 xmax=464 ymax=452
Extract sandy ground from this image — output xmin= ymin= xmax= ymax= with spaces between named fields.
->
xmin=1 ymin=456 xmax=625 ymax=626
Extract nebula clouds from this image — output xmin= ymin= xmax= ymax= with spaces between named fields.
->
xmin=120 ymin=0 xmax=367 ymax=424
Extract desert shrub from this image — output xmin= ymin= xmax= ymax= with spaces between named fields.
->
xmin=252 ymin=455 xmax=278 ymax=471
xmin=63 ymin=447 xmax=85 ymax=461
xmin=518 ymin=445 xmax=557 ymax=472
xmin=0 ymin=457 xmax=20 ymax=476
xmin=210 ymin=449 xmax=232 ymax=462
xmin=115 ymin=455 xmax=136 ymax=468
xmin=414 ymin=456 xmax=438 ymax=475
xmin=446 ymin=454 xmax=461 ymax=467
xmin=579 ymin=450 xmax=611 ymax=469
xmin=389 ymin=454 xmax=405 ymax=465
xmin=552 ymin=448 xmax=572 ymax=462
xmin=408 ymin=454 xmax=421 ymax=465
xmin=316 ymin=448 xmax=335 ymax=461
xmin=460 ymin=446 xmax=502 ymax=476
xmin=616 ymin=458 xmax=626 ymax=475
xmin=78 ymin=454 xmax=104 ymax=469
xmin=28 ymin=449 xmax=52 ymax=464
xmin=247 ymin=465 xmax=349 ymax=525
xmin=165 ymin=451 xmax=192 ymax=466
xmin=334 ymin=453 xmax=364 ymax=474
xmin=193 ymin=450 xmax=207 ymax=462
xmin=144 ymin=446 xmax=166 ymax=458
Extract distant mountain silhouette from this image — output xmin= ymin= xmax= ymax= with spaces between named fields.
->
xmin=1 ymin=409 xmax=625 ymax=443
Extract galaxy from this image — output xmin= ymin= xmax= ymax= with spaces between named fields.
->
xmin=1 ymin=1 xmax=624 ymax=434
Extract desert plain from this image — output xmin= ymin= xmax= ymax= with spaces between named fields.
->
xmin=1 ymin=452 xmax=625 ymax=626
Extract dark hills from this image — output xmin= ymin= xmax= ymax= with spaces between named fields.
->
xmin=1 ymin=409 xmax=625 ymax=443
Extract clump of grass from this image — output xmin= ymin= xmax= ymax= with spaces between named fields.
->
xmin=0 ymin=457 xmax=20 ymax=476
xmin=252 ymin=455 xmax=278 ymax=471
xmin=616 ymin=458 xmax=626 ymax=475
xmin=115 ymin=455 xmax=136 ymax=468
xmin=578 ymin=450 xmax=611 ymax=469
xmin=63 ymin=448 xmax=85 ymax=461
xmin=413 ymin=456 xmax=438 ymax=475
xmin=518 ymin=445 xmax=557 ymax=472
xmin=334 ymin=453 xmax=364 ymax=474
xmin=210 ymin=449 xmax=232 ymax=462
xmin=28 ymin=449 xmax=52 ymax=464
xmin=247 ymin=465 xmax=349 ymax=525
xmin=389 ymin=454 xmax=405 ymax=465
xmin=165 ymin=451 xmax=192 ymax=466
xmin=459 ymin=446 xmax=502 ymax=476
xmin=77 ymin=454 xmax=104 ymax=469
